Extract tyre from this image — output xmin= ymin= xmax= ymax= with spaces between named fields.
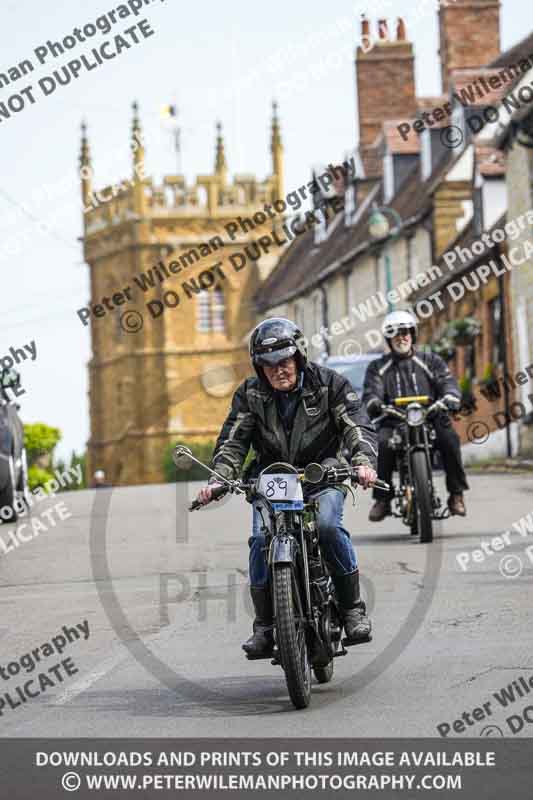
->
xmin=411 ymin=450 xmax=433 ymax=543
xmin=0 ymin=455 xmax=17 ymax=522
xmin=273 ymin=564 xmax=311 ymax=709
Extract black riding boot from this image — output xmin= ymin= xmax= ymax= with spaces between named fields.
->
xmin=242 ymin=586 xmax=274 ymax=658
xmin=332 ymin=570 xmax=372 ymax=643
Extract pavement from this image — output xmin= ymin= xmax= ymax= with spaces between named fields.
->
xmin=0 ymin=473 xmax=532 ymax=738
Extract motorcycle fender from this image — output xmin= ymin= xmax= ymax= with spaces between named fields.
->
xmin=271 ymin=534 xmax=297 ymax=565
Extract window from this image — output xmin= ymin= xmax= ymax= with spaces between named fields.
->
xmin=196 ymin=288 xmax=226 ymax=332
xmin=383 ymin=153 xmax=394 ymax=203
xmin=421 ymin=129 xmax=432 ymax=181
xmin=488 ymin=296 xmax=504 ymax=366
xmin=197 ymin=292 xmax=210 ymax=332
xmin=344 ymin=184 xmax=356 ymax=225
xmin=314 ymin=211 xmax=327 ymax=244
xmin=212 ymin=289 xmax=225 ymax=332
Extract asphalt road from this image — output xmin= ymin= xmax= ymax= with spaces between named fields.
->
xmin=1 ymin=472 xmax=532 ymax=738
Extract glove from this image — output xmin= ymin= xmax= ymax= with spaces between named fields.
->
xmin=366 ymin=398 xmax=384 ymax=419
xmin=440 ymin=394 xmax=461 ymax=411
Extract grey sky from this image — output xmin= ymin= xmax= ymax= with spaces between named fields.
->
xmin=1 ymin=0 xmax=530 ymax=462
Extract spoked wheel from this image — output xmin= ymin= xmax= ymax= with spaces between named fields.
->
xmin=411 ymin=451 xmax=433 ymax=543
xmin=274 ymin=564 xmax=311 ymax=709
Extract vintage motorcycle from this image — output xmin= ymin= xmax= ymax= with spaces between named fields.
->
xmin=173 ymin=445 xmax=389 ymax=710
xmin=0 ymin=368 xmax=30 ymax=521
xmin=373 ymin=395 xmax=450 ymax=543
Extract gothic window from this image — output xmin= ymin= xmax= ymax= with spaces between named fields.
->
xmin=212 ymin=289 xmax=225 ymax=332
xmin=197 ymin=292 xmax=210 ymax=332
xmin=196 ymin=288 xmax=226 ymax=332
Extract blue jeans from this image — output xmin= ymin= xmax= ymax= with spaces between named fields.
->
xmin=248 ymin=488 xmax=357 ymax=587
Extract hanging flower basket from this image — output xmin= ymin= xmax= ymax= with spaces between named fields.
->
xmin=431 ymin=335 xmax=456 ymax=363
xmin=445 ymin=317 xmax=481 ymax=346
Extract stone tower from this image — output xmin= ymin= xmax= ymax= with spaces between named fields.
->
xmin=81 ymin=102 xmax=284 ymax=485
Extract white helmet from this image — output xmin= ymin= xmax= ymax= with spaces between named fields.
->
xmin=382 ymin=310 xmax=418 ymax=343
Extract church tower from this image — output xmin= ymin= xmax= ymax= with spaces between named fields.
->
xmin=81 ymin=103 xmax=284 ymax=485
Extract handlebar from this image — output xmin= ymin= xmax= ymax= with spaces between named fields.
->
xmin=189 ymin=465 xmax=390 ymax=511
xmin=374 ymin=399 xmax=450 ymax=425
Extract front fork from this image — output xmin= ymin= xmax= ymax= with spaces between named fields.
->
xmin=393 ymin=428 xmax=437 ymax=521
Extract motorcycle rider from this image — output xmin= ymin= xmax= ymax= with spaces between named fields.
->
xmin=363 ymin=310 xmax=468 ymax=522
xmin=195 ymin=317 xmax=378 ymax=658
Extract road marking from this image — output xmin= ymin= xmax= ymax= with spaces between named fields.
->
xmin=52 ymin=651 xmax=126 ymax=706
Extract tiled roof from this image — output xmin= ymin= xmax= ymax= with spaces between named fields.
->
xmin=451 ymin=69 xmax=511 ymax=107
xmin=412 ymin=212 xmax=507 ymax=300
xmin=489 ymin=31 xmax=533 ymax=70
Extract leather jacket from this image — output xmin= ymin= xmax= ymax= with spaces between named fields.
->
xmin=210 ymin=361 xmax=378 ymax=481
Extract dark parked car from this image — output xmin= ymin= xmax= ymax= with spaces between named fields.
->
xmin=0 ymin=368 xmax=30 ymax=521
xmin=325 ymin=353 xmax=383 ymax=397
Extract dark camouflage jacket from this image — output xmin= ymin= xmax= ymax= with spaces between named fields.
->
xmin=210 ymin=362 xmax=377 ymax=481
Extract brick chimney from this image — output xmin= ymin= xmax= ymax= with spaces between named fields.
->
xmin=439 ymin=0 xmax=501 ymax=93
xmin=356 ymin=17 xmax=417 ymax=149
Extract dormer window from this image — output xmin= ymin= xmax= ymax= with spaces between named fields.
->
xmin=421 ymin=129 xmax=432 ymax=181
xmin=314 ymin=209 xmax=327 ymax=244
xmin=383 ymin=153 xmax=394 ymax=202
xmin=451 ymin=103 xmax=466 ymax=152
xmin=344 ymin=183 xmax=356 ymax=225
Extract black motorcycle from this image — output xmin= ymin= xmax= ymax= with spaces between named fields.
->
xmin=173 ymin=445 xmax=388 ymax=710
xmin=0 ymin=368 xmax=30 ymax=521
xmin=373 ymin=395 xmax=450 ymax=543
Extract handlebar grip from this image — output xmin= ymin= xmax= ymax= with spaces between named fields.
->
xmin=189 ymin=482 xmax=228 ymax=512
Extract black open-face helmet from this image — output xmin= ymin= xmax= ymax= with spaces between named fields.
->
xmin=249 ymin=318 xmax=307 ymax=380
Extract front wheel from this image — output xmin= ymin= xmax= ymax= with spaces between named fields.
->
xmin=411 ymin=451 xmax=433 ymax=543
xmin=273 ymin=565 xmax=311 ymax=709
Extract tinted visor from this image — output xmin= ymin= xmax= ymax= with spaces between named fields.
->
xmin=254 ymin=343 xmax=297 ymax=366
xmin=384 ymin=324 xmax=414 ymax=338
